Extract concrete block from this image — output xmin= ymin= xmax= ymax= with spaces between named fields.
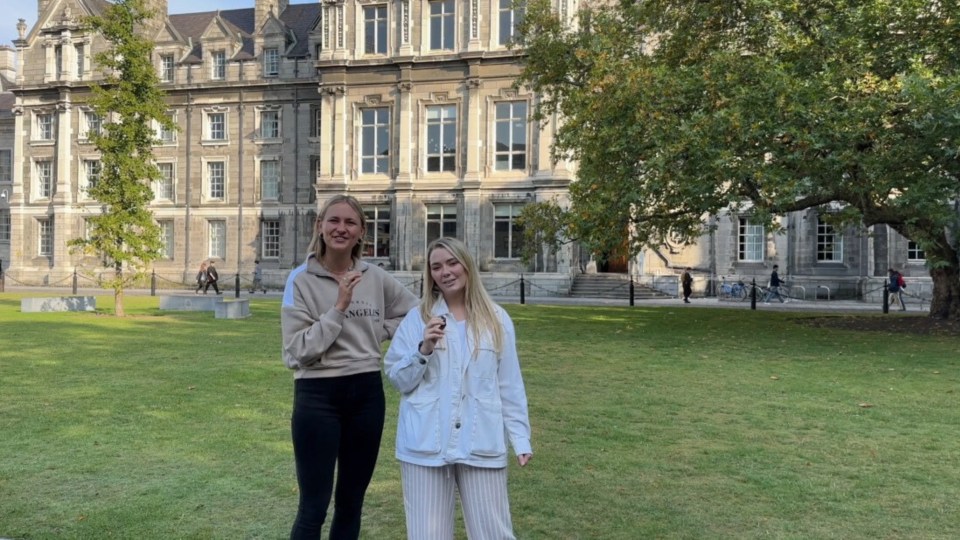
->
xmin=21 ymin=296 xmax=97 ymax=313
xmin=215 ymin=299 xmax=250 ymax=319
xmin=159 ymin=295 xmax=223 ymax=311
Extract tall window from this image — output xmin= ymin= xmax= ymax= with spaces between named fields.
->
xmin=207 ymin=161 xmax=225 ymax=200
xmin=494 ymin=203 xmax=524 ymax=258
xmin=816 ymin=219 xmax=842 ymax=262
xmin=39 ymin=219 xmax=53 ymax=256
xmin=160 ymin=54 xmax=175 ymax=82
xmin=260 ymin=110 xmax=280 ymax=139
xmin=36 ymin=160 xmax=54 ymax=199
xmin=908 ymin=241 xmax=926 ymax=261
xmin=426 ymin=204 xmax=457 ymax=245
xmin=0 ymin=149 xmax=11 ymax=182
xmin=82 ymin=160 xmax=101 ymax=197
xmin=737 ymin=217 xmax=764 ymax=262
xmin=361 ymin=107 xmax=390 ymax=174
xmin=55 ymin=45 xmax=63 ymax=78
xmin=429 ymin=0 xmax=455 ymax=50
xmin=82 ymin=111 xmax=102 ymax=140
xmin=75 ymin=44 xmax=85 ymax=77
xmin=260 ymin=159 xmax=280 ymax=200
xmin=208 ymin=112 xmax=226 ymax=140
xmin=36 ymin=113 xmax=54 ymax=140
xmin=426 ymin=105 xmax=457 ymax=172
xmin=495 ymin=101 xmax=527 ymax=171
xmin=0 ymin=209 xmax=10 ymax=242
xmin=364 ymin=5 xmax=388 ymax=54
xmin=155 ymin=162 xmax=175 ymax=201
xmin=310 ymin=106 xmax=322 ymax=138
xmin=158 ymin=220 xmax=174 ymax=259
xmin=363 ymin=205 xmax=391 ymax=257
xmin=158 ymin=115 xmax=176 ymax=144
xmin=209 ymin=220 xmax=226 ymax=259
xmin=499 ymin=0 xmax=523 ymax=46
xmin=263 ymin=47 xmax=279 ymax=76
xmin=211 ymin=50 xmax=226 ymax=80
xmin=262 ymin=219 xmax=281 ymax=258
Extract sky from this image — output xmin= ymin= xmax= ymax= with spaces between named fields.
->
xmin=1 ymin=1 xmax=317 ymax=51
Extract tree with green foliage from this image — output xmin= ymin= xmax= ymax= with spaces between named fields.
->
xmin=515 ymin=0 xmax=960 ymax=319
xmin=69 ymin=0 xmax=175 ymax=317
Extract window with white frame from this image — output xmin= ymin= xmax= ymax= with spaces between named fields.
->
xmin=158 ymin=220 xmax=174 ymax=259
xmin=261 ymin=219 xmax=281 ymax=258
xmin=310 ymin=105 xmax=322 ymax=138
xmin=206 ymin=111 xmax=227 ymax=141
xmin=35 ymin=160 xmax=54 ymax=199
xmin=211 ymin=50 xmax=226 ymax=80
xmin=160 ymin=53 xmax=175 ymax=82
xmin=0 ymin=209 xmax=10 ymax=242
xmin=364 ymin=5 xmax=388 ymax=54
xmin=39 ymin=218 xmax=53 ymax=256
xmin=154 ymin=162 xmax=175 ymax=201
xmin=0 ymin=149 xmax=11 ymax=182
xmin=494 ymin=101 xmax=527 ymax=171
xmin=498 ymin=0 xmax=524 ymax=46
xmin=908 ymin=241 xmax=926 ymax=261
xmin=208 ymin=219 xmax=226 ymax=259
xmin=36 ymin=113 xmax=54 ymax=141
xmin=263 ymin=47 xmax=279 ymax=76
xmin=426 ymin=204 xmax=457 ymax=245
xmin=259 ymin=109 xmax=280 ymax=139
xmin=82 ymin=159 xmax=101 ymax=197
xmin=363 ymin=205 xmax=391 ymax=257
xmin=494 ymin=203 xmax=524 ymax=258
xmin=75 ymin=43 xmax=85 ymax=78
xmin=361 ymin=107 xmax=390 ymax=174
xmin=260 ymin=159 xmax=280 ymax=200
xmin=207 ymin=161 xmax=226 ymax=201
xmin=429 ymin=0 xmax=455 ymax=50
xmin=157 ymin=112 xmax=176 ymax=144
xmin=426 ymin=104 xmax=457 ymax=172
xmin=737 ymin=217 xmax=764 ymax=262
xmin=816 ymin=218 xmax=842 ymax=262
xmin=81 ymin=111 xmax=102 ymax=141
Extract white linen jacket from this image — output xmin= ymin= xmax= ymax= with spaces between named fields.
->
xmin=384 ymin=300 xmax=532 ymax=468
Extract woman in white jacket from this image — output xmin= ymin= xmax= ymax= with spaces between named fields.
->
xmin=385 ymin=237 xmax=532 ymax=540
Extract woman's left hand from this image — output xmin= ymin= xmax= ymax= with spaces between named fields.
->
xmin=517 ymin=454 xmax=532 ymax=467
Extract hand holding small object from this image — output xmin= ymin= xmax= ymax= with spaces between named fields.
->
xmin=419 ymin=316 xmax=446 ymax=355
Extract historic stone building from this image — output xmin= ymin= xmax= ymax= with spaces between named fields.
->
xmin=4 ymin=0 xmax=574 ymax=291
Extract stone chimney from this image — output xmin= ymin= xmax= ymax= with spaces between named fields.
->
xmin=255 ymin=0 xmax=289 ymax=34
xmin=0 ymin=46 xmax=15 ymax=82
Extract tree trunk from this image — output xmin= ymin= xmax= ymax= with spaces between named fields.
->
xmin=928 ymin=263 xmax=960 ymax=320
xmin=114 ymin=264 xmax=125 ymax=317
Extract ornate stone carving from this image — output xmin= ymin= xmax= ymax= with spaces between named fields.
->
xmin=402 ymin=1 xmax=410 ymax=44
xmin=321 ymin=85 xmax=345 ymax=97
xmin=396 ymin=81 xmax=413 ymax=93
xmin=465 ymin=78 xmax=481 ymax=89
xmin=471 ymin=0 xmax=479 ymax=39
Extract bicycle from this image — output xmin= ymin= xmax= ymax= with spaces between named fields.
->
xmin=719 ymin=279 xmax=749 ymax=300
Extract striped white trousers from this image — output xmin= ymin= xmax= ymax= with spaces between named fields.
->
xmin=400 ymin=461 xmax=516 ymax=540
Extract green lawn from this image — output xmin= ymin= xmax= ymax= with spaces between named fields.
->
xmin=1 ymin=295 xmax=958 ymax=539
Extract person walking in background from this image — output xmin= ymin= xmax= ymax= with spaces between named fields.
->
xmin=250 ymin=259 xmax=266 ymax=293
xmin=195 ymin=261 xmax=208 ymax=294
xmin=204 ymin=260 xmax=221 ymax=295
xmin=681 ymin=267 xmax=693 ymax=303
xmin=281 ymin=194 xmax=418 ymax=539
xmin=888 ymin=268 xmax=907 ymax=311
xmin=763 ymin=264 xmax=788 ymax=304
xmin=385 ymin=237 xmax=533 ymax=540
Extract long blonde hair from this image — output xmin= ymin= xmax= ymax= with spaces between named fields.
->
xmin=420 ymin=237 xmax=503 ymax=355
xmin=307 ymin=194 xmax=367 ymax=260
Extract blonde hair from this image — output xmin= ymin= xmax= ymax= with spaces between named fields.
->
xmin=420 ymin=237 xmax=503 ymax=355
xmin=308 ymin=194 xmax=367 ymax=260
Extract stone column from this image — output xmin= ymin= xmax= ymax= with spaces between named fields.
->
xmin=395 ymin=81 xmax=413 ymax=188
xmin=54 ymin=99 xmax=72 ymax=204
xmin=463 ymin=76 xmax=482 ymax=185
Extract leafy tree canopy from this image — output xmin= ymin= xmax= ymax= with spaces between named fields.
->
xmin=515 ymin=0 xmax=960 ymax=318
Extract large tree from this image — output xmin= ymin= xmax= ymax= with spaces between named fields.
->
xmin=515 ymin=0 xmax=960 ymax=319
xmin=69 ymin=0 xmax=174 ymax=316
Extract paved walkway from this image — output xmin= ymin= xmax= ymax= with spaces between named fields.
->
xmin=4 ymin=284 xmax=921 ymax=314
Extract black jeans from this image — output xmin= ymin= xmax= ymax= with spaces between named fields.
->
xmin=290 ymin=372 xmax=386 ymax=540
xmin=203 ymin=279 xmax=220 ymax=294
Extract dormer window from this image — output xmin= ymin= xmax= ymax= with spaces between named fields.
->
xmin=160 ymin=54 xmax=175 ymax=82
xmin=263 ymin=47 xmax=279 ymax=76
xmin=211 ymin=50 xmax=226 ymax=80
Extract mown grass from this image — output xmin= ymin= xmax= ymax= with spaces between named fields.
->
xmin=1 ymin=295 xmax=958 ymax=539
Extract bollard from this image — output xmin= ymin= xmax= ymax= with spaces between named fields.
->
xmin=73 ymin=268 xmax=78 ymax=294
xmin=750 ymin=278 xmax=757 ymax=310
xmin=882 ymin=286 xmax=889 ymax=314
xmin=151 ymin=270 xmax=157 ymax=296
xmin=0 ymin=259 xmax=4 ymax=293
xmin=520 ymin=274 xmax=525 ymax=304
xmin=629 ymin=278 xmax=635 ymax=307
xmin=235 ymin=273 xmax=240 ymax=298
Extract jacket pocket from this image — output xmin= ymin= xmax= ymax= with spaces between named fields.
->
xmin=399 ymin=397 xmax=442 ymax=454
xmin=469 ymin=398 xmax=507 ymax=457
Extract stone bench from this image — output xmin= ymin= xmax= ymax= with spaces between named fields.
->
xmin=215 ymin=299 xmax=250 ymax=319
xmin=158 ymin=295 xmax=223 ymax=312
xmin=21 ymin=296 xmax=97 ymax=313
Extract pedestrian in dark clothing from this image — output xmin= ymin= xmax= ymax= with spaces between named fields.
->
xmin=888 ymin=268 xmax=906 ymax=311
xmin=195 ymin=261 xmax=208 ymax=294
xmin=681 ymin=268 xmax=693 ymax=303
xmin=204 ymin=260 xmax=222 ymax=295
xmin=764 ymin=265 xmax=788 ymax=304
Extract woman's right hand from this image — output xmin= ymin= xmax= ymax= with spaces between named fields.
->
xmin=419 ymin=316 xmax=446 ymax=355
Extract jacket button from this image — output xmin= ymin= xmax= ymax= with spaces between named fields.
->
xmin=455 ymin=422 xmax=461 ymax=429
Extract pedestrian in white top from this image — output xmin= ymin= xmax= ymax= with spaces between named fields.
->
xmin=384 ymin=237 xmax=533 ymax=540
